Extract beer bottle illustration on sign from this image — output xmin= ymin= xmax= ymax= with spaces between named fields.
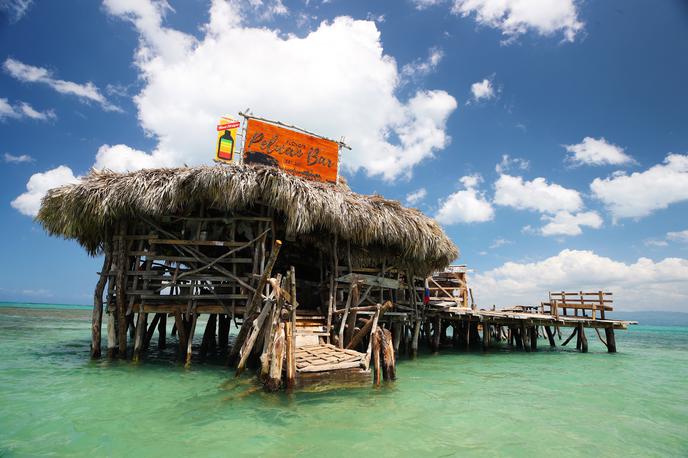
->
xmin=217 ymin=129 xmax=235 ymax=161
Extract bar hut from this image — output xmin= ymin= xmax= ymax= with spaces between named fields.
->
xmin=37 ymin=163 xmax=458 ymax=389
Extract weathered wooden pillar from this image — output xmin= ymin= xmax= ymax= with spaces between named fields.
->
xmin=469 ymin=321 xmax=482 ymax=348
xmin=530 ymin=326 xmax=537 ymax=351
xmin=392 ymin=322 xmax=402 ymax=354
xmin=285 ymin=319 xmax=295 ymax=389
xmin=143 ymin=313 xmax=162 ymax=351
xmin=430 ymin=316 xmax=441 ymax=353
xmin=91 ymin=242 xmax=112 ymax=359
xmin=200 ymin=314 xmax=217 ymax=358
xmin=116 ymin=222 xmax=129 ymax=358
xmin=107 ymin=309 xmax=117 ymax=358
xmin=380 ymin=328 xmax=396 ymax=381
xmin=133 ymin=311 xmax=147 ymax=362
xmin=265 ymin=322 xmax=285 ymax=391
xmin=174 ymin=310 xmax=187 ymax=355
xmin=579 ymin=324 xmax=588 ymax=353
xmin=545 ymin=326 xmax=556 ymax=347
xmin=604 ymin=327 xmax=617 ymax=353
xmin=185 ymin=313 xmax=198 ymax=366
xmin=218 ymin=314 xmax=230 ymax=350
xmin=482 ymin=323 xmax=490 ymax=350
xmin=158 ymin=314 xmax=166 ymax=349
xmin=372 ymin=328 xmax=382 ymax=386
xmin=411 ymin=319 xmax=420 ymax=358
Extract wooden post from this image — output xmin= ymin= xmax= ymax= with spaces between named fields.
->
xmin=91 ymin=242 xmax=112 ymax=359
xmin=116 ymin=222 xmax=128 ymax=358
xmin=228 ymin=240 xmax=282 ymax=366
xmin=143 ymin=313 xmax=162 ymax=351
xmin=431 ymin=316 xmax=441 ymax=353
xmin=372 ymin=328 xmax=381 ymax=386
xmin=561 ymin=326 xmax=578 ymax=346
xmin=482 ymin=323 xmax=491 ymax=350
xmin=185 ymin=313 xmax=198 ymax=366
xmin=363 ymin=305 xmax=382 ymax=370
xmin=579 ymin=324 xmax=588 ymax=353
xmin=338 ymin=281 xmax=357 ymax=348
xmin=380 ymin=328 xmax=396 ymax=381
xmin=521 ymin=323 xmax=531 ymax=352
xmin=285 ymin=319 xmax=295 ymax=388
xmin=545 ymin=326 xmax=556 ymax=347
xmin=605 ymin=327 xmax=617 ymax=353
xmin=174 ymin=310 xmax=187 ymax=354
xmin=530 ymin=326 xmax=537 ymax=351
xmin=265 ymin=322 xmax=285 ymax=391
xmin=392 ymin=321 xmax=402 ymax=354
xmin=200 ymin=314 xmax=218 ymax=358
xmin=218 ymin=314 xmax=230 ymax=350
xmin=133 ymin=311 xmax=147 ymax=362
xmin=158 ymin=313 xmax=167 ymax=350
xmin=411 ymin=319 xmax=420 ymax=358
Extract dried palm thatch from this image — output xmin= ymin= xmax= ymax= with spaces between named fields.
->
xmin=37 ymin=164 xmax=458 ymax=274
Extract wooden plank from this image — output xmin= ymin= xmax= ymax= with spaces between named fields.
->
xmin=336 ymin=273 xmax=400 ymax=290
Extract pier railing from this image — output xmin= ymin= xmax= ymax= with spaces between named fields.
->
xmin=542 ymin=291 xmax=613 ymax=320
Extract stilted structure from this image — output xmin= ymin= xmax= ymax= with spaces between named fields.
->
xmin=37 ymin=164 xmax=456 ymax=390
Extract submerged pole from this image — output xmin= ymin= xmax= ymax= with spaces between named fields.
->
xmin=91 ymin=241 xmax=112 ymax=358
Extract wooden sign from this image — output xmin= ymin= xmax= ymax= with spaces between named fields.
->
xmin=242 ymin=118 xmax=339 ymax=184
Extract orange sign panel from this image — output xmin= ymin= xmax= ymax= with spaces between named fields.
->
xmin=243 ymin=118 xmax=339 ymax=184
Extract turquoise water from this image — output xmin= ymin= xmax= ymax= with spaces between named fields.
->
xmin=0 ymin=305 xmax=686 ymax=457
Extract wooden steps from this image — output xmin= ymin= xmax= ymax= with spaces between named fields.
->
xmin=295 ymin=344 xmax=365 ymax=373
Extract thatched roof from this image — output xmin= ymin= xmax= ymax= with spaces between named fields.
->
xmin=37 ymin=164 xmax=458 ymax=274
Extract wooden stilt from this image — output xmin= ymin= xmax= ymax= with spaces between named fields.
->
xmin=133 ymin=312 xmax=147 ymax=362
xmin=91 ymin=242 xmax=112 ymax=359
xmin=200 ymin=314 xmax=217 ymax=358
xmin=561 ymin=327 xmax=578 ymax=346
xmin=372 ymin=328 xmax=382 ymax=386
xmin=605 ymin=327 xmax=617 ymax=353
xmin=530 ymin=326 xmax=537 ymax=351
xmin=431 ymin=316 xmax=441 ymax=353
xmin=265 ymin=322 xmax=285 ymax=391
xmin=380 ymin=328 xmax=396 ymax=381
xmin=236 ymin=300 xmax=274 ymax=376
xmin=143 ymin=313 xmax=162 ymax=351
xmin=107 ymin=309 xmax=117 ymax=358
xmin=482 ymin=323 xmax=491 ymax=350
xmin=411 ymin=319 xmax=420 ymax=358
xmin=514 ymin=326 xmax=524 ymax=349
xmin=392 ymin=322 xmax=402 ymax=354
xmin=545 ymin=326 xmax=556 ymax=347
xmin=579 ymin=324 xmax=588 ymax=353
xmin=116 ymin=222 xmax=128 ymax=358
xmin=218 ymin=314 xmax=229 ymax=350
xmin=285 ymin=320 xmax=295 ymax=389
xmin=185 ymin=313 xmax=198 ymax=366
xmin=174 ymin=310 xmax=187 ymax=354
xmin=157 ymin=314 xmax=166 ymax=350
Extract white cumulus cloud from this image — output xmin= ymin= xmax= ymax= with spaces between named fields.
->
xmin=472 ymin=249 xmax=688 ymax=311
xmin=405 ymin=187 xmax=428 ymax=206
xmin=495 ymin=153 xmax=529 ymax=173
xmin=452 ymin=0 xmax=584 ymax=43
xmin=565 ymin=136 xmax=635 ymax=166
xmin=401 ymin=47 xmax=444 ymax=80
xmin=539 ymin=210 xmax=603 ymax=236
xmin=3 ymin=58 xmax=120 ymax=112
xmin=494 ymin=174 xmax=583 ymax=214
xmin=96 ymin=0 xmax=457 ymax=180
xmin=667 ymin=230 xmax=688 ymax=243
xmin=435 ymin=174 xmax=495 ymax=224
xmin=469 ymin=78 xmax=495 ymax=102
xmin=11 ymin=166 xmax=79 ymax=217
xmin=591 ymin=154 xmax=688 ymax=220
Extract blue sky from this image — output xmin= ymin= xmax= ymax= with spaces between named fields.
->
xmin=1 ymin=0 xmax=687 ymax=310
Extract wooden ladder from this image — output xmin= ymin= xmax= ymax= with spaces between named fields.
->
xmin=294 ymin=309 xmax=329 ymax=346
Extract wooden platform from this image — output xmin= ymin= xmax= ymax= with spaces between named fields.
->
xmin=295 ymin=344 xmax=366 ymax=373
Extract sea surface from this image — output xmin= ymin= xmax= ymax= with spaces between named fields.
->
xmin=0 ymin=303 xmax=686 ymax=457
